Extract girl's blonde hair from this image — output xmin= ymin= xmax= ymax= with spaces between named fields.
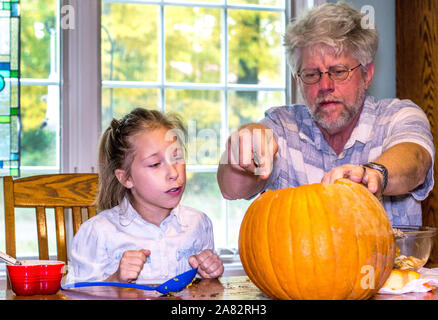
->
xmin=96 ymin=108 xmax=186 ymax=211
xmin=284 ymin=2 xmax=378 ymax=74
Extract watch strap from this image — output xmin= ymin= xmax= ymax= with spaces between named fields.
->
xmin=362 ymin=162 xmax=388 ymax=191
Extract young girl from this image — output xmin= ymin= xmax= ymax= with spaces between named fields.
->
xmin=66 ymin=108 xmax=223 ymax=284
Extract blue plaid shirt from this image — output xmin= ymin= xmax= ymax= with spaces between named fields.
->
xmin=260 ymin=95 xmax=435 ymax=226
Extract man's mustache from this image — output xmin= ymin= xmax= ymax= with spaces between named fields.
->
xmin=315 ymin=96 xmax=344 ymax=106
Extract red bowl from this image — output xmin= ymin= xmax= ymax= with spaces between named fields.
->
xmin=7 ymin=264 xmax=40 ymax=277
xmin=7 ymin=260 xmax=65 ymax=296
xmin=8 ymin=279 xmax=40 ymax=296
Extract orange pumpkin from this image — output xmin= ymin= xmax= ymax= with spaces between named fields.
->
xmin=238 ymin=178 xmax=395 ymax=300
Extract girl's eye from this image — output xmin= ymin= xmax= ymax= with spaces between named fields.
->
xmin=149 ymin=162 xmax=160 ymax=168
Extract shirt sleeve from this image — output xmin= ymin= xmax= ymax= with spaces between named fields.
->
xmin=383 ymin=100 xmax=435 ymax=201
xmin=65 ymin=217 xmax=110 ymax=283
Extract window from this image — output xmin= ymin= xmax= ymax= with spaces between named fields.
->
xmin=0 ymin=0 xmax=61 ymax=260
xmin=20 ymin=0 xmax=61 ymax=175
xmin=101 ymin=0 xmax=291 ymax=251
xmin=1 ymin=0 xmax=303 ymax=270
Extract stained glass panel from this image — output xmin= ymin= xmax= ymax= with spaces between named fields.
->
xmin=0 ymin=0 xmax=20 ymax=177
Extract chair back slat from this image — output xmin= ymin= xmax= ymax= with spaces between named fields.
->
xmin=4 ymin=176 xmax=16 ymax=258
xmin=88 ymin=206 xmax=97 ymax=219
xmin=72 ymin=207 xmax=82 ymax=235
xmin=54 ymin=207 xmax=67 ymax=263
xmin=36 ymin=206 xmax=49 ymax=260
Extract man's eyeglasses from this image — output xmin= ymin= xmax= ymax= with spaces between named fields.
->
xmin=297 ymin=64 xmax=362 ymax=85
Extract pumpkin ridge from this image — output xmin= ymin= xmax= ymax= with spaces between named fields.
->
xmin=347 ymin=186 xmax=367 ymax=299
xmin=288 ymin=188 xmax=305 ymax=300
xmin=239 ymin=195 xmax=265 ymax=295
xmin=319 ymin=184 xmax=340 ymax=299
xmin=334 ymin=182 xmax=362 ymax=299
xmin=238 ymin=203 xmax=255 ymax=287
xmin=306 ymin=185 xmax=321 ymax=300
xmin=361 ymin=186 xmax=385 ymax=298
xmin=357 ymin=186 xmax=391 ymax=294
xmin=248 ymin=191 xmax=279 ymax=298
xmin=266 ymin=189 xmax=294 ymax=299
xmin=290 ymin=186 xmax=306 ymax=300
xmin=347 ymin=182 xmax=380 ymax=299
xmin=325 ymin=183 xmax=356 ymax=299
xmin=370 ymin=194 xmax=394 ymax=291
xmin=288 ymin=188 xmax=305 ymax=299
xmin=278 ymin=188 xmax=300 ymax=299
xmin=344 ymin=183 xmax=369 ymax=299
xmin=295 ymin=184 xmax=317 ymax=299
xmin=364 ymin=195 xmax=383 ymax=298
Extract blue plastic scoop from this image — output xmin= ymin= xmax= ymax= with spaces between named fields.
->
xmin=61 ymin=268 xmax=198 ymax=295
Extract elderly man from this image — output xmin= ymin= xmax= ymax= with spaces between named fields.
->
xmin=217 ymin=2 xmax=434 ymax=225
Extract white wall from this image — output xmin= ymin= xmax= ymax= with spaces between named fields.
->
xmin=327 ymin=0 xmax=396 ymax=99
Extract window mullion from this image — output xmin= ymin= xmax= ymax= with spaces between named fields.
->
xmin=159 ymin=1 xmax=165 ymax=112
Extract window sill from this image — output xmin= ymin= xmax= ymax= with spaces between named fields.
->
xmin=223 ymin=260 xmax=246 ymax=277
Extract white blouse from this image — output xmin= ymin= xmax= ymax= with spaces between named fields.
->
xmin=65 ymin=197 xmax=215 ymax=284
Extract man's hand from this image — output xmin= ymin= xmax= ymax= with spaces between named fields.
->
xmin=225 ymin=123 xmax=277 ymax=180
xmin=321 ymin=164 xmax=384 ymax=197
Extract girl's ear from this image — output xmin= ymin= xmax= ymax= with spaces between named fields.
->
xmin=115 ymin=169 xmax=133 ymax=189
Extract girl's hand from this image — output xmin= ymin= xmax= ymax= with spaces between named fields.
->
xmin=106 ymin=249 xmax=151 ymax=283
xmin=188 ymin=249 xmax=224 ymax=279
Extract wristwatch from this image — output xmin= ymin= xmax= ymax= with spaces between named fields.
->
xmin=362 ymin=162 xmax=388 ymax=191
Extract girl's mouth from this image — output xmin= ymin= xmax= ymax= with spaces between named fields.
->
xmin=166 ymin=186 xmax=182 ymax=195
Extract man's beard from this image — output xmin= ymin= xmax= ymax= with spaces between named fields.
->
xmin=308 ymin=85 xmax=366 ymax=134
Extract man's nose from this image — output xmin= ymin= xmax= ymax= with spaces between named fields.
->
xmin=318 ymin=72 xmax=335 ymax=93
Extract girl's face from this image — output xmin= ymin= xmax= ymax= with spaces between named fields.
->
xmin=116 ymin=127 xmax=186 ymax=221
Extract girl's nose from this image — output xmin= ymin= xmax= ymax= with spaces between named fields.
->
xmin=167 ymin=162 xmax=179 ymax=180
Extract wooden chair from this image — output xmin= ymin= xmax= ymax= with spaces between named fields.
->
xmin=3 ymin=173 xmax=98 ymax=263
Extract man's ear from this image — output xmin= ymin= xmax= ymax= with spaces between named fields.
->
xmin=115 ymin=169 xmax=133 ymax=189
xmin=364 ymin=62 xmax=375 ymax=89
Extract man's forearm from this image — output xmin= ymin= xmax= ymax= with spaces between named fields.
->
xmin=375 ymin=142 xmax=432 ymax=195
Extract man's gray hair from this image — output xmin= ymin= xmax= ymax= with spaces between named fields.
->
xmin=284 ymin=1 xmax=378 ymax=74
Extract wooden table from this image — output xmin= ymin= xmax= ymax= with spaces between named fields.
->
xmin=1 ymin=276 xmax=437 ymax=300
